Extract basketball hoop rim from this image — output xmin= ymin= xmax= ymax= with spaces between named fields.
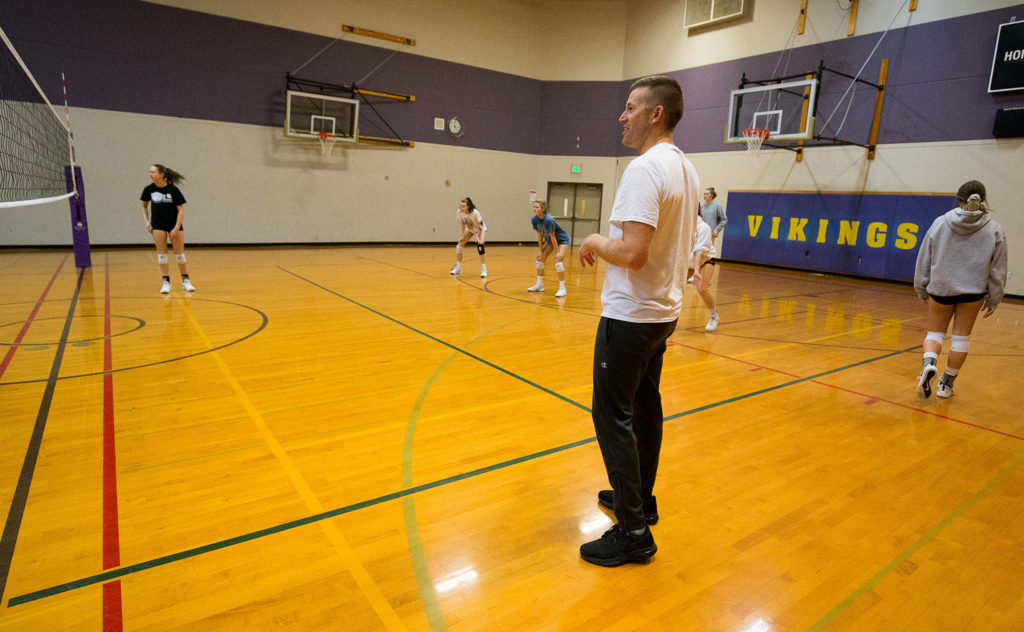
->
xmin=742 ymin=128 xmax=771 ymax=139
xmin=318 ymin=131 xmax=339 ymax=158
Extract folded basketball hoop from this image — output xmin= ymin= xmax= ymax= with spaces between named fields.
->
xmin=318 ymin=131 xmax=338 ymax=158
xmin=742 ymin=128 xmax=770 ymax=154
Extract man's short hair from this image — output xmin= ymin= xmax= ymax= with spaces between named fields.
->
xmin=630 ymin=75 xmax=683 ymax=131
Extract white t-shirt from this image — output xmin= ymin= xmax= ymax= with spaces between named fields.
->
xmin=458 ymin=208 xmax=486 ymax=233
xmin=690 ymin=216 xmax=716 ymax=266
xmin=601 ymin=142 xmax=700 ymax=323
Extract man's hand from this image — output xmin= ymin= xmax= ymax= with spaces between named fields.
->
xmin=579 ymin=234 xmax=604 ymax=268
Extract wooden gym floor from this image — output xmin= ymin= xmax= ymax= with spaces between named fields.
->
xmin=1 ymin=244 xmax=1023 ymax=631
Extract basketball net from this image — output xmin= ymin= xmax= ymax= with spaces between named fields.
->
xmin=318 ymin=131 xmax=338 ymax=158
xmin=742 ymin=128 xmax=770 ymax=155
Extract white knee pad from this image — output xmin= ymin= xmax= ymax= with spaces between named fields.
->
xmin=157 ymin=253 xmax=168 ymax=264
xmin=175 ymin=253 xmax=187 ymax=264
xmin=950 ymin=334 xmax=969 ymax=353
xmin=455 ymin=244 xmax=463 ymax=255
xmin=535 ymin=260 xmax=543 ymax=270
xmin=925 ymin=331 xmax=945 ymax=345
xmin=555 ymin=261 xmax=565 ymax=272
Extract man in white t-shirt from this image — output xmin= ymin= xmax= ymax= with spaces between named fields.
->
xmin=577 ymin=75 xmax=700 ymax=566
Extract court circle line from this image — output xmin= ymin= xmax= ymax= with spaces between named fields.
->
xmin=0 ymin=296 xmax=268 ymax=386
xmin=0 ymin=314 xmax=145 ymax=346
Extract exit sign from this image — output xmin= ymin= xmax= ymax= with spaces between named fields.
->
xmin=570 ymin=164 xmax=582 ymax=174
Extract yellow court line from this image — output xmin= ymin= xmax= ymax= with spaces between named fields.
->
xmin=181 ymin=301 xmax=408 ymax=632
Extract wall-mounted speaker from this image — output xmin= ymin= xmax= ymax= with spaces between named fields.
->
xmin=993 ymin=107 xmax=1024 ymax=138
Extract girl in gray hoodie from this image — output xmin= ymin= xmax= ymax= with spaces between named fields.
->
xmin=913 ymin=180 xmax=1008 ymax=399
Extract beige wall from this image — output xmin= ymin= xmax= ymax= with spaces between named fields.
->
xmin=622 ymin=0 xmax=1024 ymax=77
xmin=148 ymin=0 xmax=627 ymax=81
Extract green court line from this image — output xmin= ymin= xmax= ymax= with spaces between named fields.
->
xmin=805 ymin=453 xmax=1024 ymax=631
xmin=400 ymin=321 xmax=519 ymax=631
xmin=8 ymin=438 xmax=595 ymax=607
xmin=278 ymin=267 xmax=590 ymax=413
xmin=8 ymin=344 xmax=913 ymax=608
xmin=402 ymin=352 xmax=460 ymax=632
xmin=665 ymin=345 xmax=917 ymax=421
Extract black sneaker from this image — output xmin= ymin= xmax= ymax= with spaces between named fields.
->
xmin=597 ymin=490 xmax=659 ymax=525
xmin=580 ymin=524 xmax=657 ymax=567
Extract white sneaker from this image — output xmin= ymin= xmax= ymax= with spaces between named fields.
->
xmin=527 ymin=282 xmax=544 ymax=293
xmin=705 ymin=311 xmax=719 ymax=332
xmin=449 ymin=264 xmax=462 ymax=275
xmin=160 ymin=280 xmax=172 ymax=294
xmin=480 ymin=268 xmax=487 ymax=278
xmin=182 ymin=278 xmax=196 ymax=292
xmin=687 ymin=275 xmax=694 ymax=284
xmin=936 ymin=380 xmax=954 ymax=399
xmin=555 ymin=287 xmax=567 ymax=298
xmin=916 ymin=363 xmax=938 ymax=399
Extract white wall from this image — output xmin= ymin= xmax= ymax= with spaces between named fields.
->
xmin=148 ymin=0 xmax=628 ymax=81
xmin=0 ymin=107 xmax=620 ymax=247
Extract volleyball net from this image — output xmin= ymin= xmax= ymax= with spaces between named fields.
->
xmin=0 ymin=24 xmax=77 ymax=209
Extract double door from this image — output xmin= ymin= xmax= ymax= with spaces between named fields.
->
xmin=546 ymin=183 xmax=603 ymax=245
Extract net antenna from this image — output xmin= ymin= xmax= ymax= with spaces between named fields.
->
xmin=0 ymin=25 xmax=78 ymax=208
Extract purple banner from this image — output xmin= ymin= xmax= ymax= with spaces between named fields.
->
xmin=723 ymin=191 xmax=956 ymax=281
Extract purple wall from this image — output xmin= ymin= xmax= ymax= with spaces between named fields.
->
xmin=6 ymin=0 xmax=1023 ymax=157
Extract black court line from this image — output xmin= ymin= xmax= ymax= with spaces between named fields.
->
xmin=276 ymin=266 xmax=590 ymax=413
xmin=0 ymin=268 xmax=84 ymax=603
xmin=9 ymin=298 xmax=921 ymax=606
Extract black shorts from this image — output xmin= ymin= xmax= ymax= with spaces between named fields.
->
xmin=701 ymin=258 xmax=717 ymax=267
xmin=929 ymin=293 xmax=984 ymax=305
xmin=150 ymin=207 xmax=181 ymax=232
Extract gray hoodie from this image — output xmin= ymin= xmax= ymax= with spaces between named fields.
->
xmin=914 ymin=207 xmax=1008 ymax=310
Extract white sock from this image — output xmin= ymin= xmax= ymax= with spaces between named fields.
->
xmin=537 ymin=276 xmax=543 ymax=284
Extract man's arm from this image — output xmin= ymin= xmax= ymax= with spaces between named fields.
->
xmin=578 ymin=221 xmax=655 ymax=270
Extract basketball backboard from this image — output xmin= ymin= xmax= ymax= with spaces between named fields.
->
xmin=284 ymin=90 xmax=359 ymax=142
xmin=724 ymin=78 xmax=818 ymax=144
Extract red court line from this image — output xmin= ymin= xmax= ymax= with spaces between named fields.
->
xmin=671 ymin=340 xmax=1024 ymax=442
xmin=102 ymin=254 xmax=123 ymax=631
xmin=0 ymin=255 xmax=68 ymax=380
xmin=669 ymin=341 xmax=802 ymax=378
xmin=806 ymin=379 xmax=1024 ymax=442
xmin=680 ymin=308 xmax=810 ymax=331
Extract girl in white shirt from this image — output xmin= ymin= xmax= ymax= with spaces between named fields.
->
xmin=689 ymin=216 xmax=719 ymax=331
xmin=449 ymin=197 xmax=488 ymax=278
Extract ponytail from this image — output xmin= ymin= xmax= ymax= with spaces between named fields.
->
xmin=153 ymin=164 xmax=186 ymax=185
xmin=955 ymin=180 xmax=988 ymax=213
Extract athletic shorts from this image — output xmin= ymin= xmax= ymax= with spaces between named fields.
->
xmin=929 ymin=293 xmax=984 ymax=305
xmin=150 ymin=208 xmax=182 ymax=232
xmin=701 ymin=258 xmax=717 ymax=267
